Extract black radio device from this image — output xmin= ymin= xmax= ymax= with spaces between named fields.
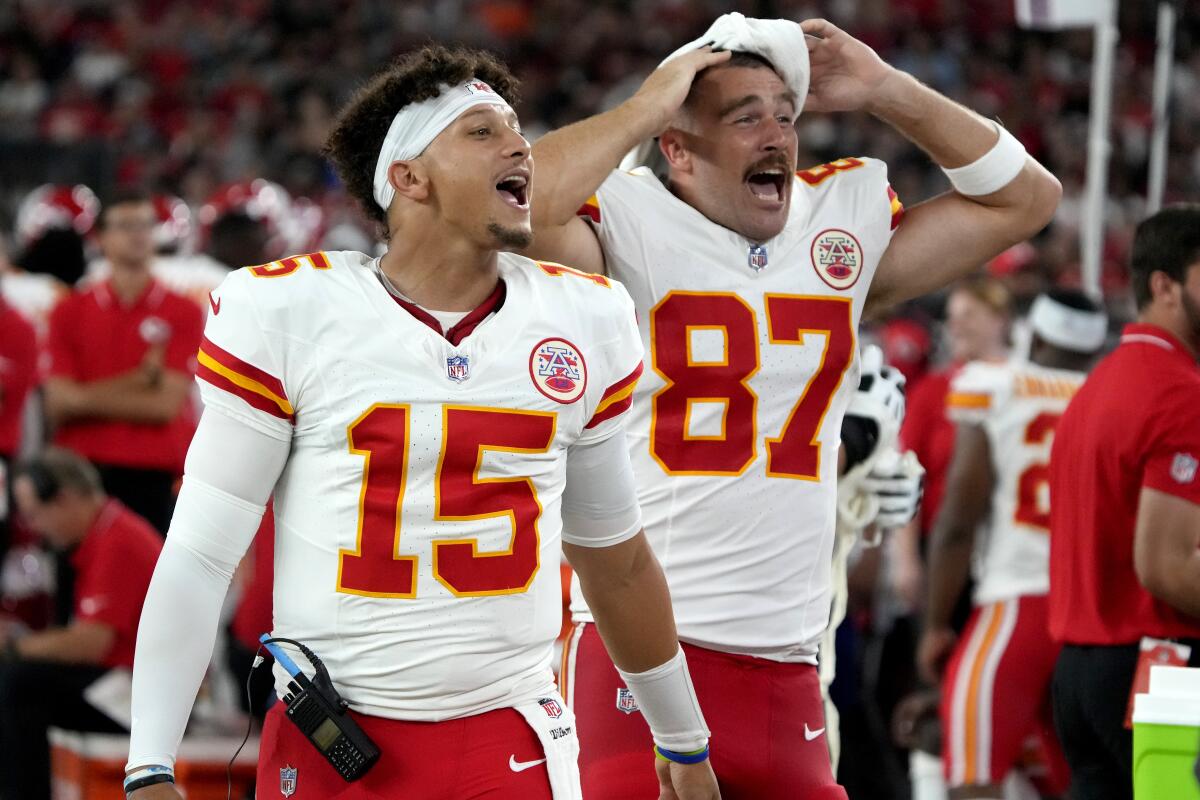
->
xmin=260 ymin=636 xmax=380 ymax=781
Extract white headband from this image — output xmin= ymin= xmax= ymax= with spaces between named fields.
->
xmin=372 ymin=78 xmax=513 ymax=211
xmin=1029 ymin=294 xmax=1107 ymax=353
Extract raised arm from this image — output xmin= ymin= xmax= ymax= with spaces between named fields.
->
xmin=797 ymin=19 xmax=1061 ymax=315
xmin=526 ymin=49 xmax=731 ymax=273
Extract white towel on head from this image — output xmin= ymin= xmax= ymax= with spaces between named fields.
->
xmin=620 ymin=12 xmax=810 ymax=172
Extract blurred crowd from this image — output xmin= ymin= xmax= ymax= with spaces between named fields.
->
xmin=2 ymin=0 xmax=1200 ymax=303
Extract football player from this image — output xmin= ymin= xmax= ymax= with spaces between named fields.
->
xmin=525 ymin=14 xmax=1060 ymax=798
xmin=918 ymin=290 xmax=1106 ymax=799
xmin=123 ymin=46 xmax=717 ymax=800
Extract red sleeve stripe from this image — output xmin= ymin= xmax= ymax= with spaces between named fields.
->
xmin=585 ymin=394 xmax=634 ymax=429
xmin=196 ymin=337 xmax=293 ymax=420
xmin=576 ymin=195 xmax=601 ymax=224
xmin=199 ymin=337 xmax=287 ymax=399
xmin=585 ymin=362 xmax=644 ymax=429
xmin=196 ymin=361 xmax=295 ymax=422
xmin=597 ymin=362 xmax=643 ymax=406
xmin=888 ymin=185 xmax=905 ymax=230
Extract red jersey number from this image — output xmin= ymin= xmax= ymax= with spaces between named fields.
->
xmin=649 ymin=292 xmax=855 ymax=480
xmin=1014 ymin=411 xmax=1061 ymax=532
xmin=337 ymin=404 xmax=555 ymax=598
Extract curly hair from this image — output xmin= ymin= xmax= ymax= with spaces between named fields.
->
xmin=324 ymin=45 xmax=521 ymax=232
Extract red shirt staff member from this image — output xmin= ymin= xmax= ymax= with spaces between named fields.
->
xmin=1049 ymin=205 xmax=1200 ymax=800
xmin=0 ymin=448 xmax=163 ymax=800
xmin=43 ymin=191 xmax=204 ymax=535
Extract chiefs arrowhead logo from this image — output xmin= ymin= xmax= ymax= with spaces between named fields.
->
xmin=208 ymin=293 xmax=221 ymax=315
xmin=811 ymin=228 xmax=864 ymax=291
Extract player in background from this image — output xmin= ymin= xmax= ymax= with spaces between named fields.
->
xmin=123 ymin=46 xmax=717 ymax=800
xmin=917 ymin=290 xmax=1106 ymax=799
xmin=525 ymin=13 xmax=1060 ymax=798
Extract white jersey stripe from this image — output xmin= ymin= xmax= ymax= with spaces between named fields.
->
xmin=976 ymin=599 xmax=1019 ymax=784
xmin=949 ymin=602 xmax=996 ymax=786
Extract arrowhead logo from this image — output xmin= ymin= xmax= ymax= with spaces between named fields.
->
xmin=208 ymin=293 xmax=221 ymax=315
xmin=508 ymin=755 xmax=547 ymax=773
xmin=804 ymin=723 xmax=825 ymax=741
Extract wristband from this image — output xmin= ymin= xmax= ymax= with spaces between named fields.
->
xmin=124 ymin=765 xmax=174 ymax=795
xmin=616 ymin=647 xmax=710 ymax=753
xmin=941 ymin=122 xmax=1027 ymax=197
xmin=654 ymin=744 xmax=710 ymax=764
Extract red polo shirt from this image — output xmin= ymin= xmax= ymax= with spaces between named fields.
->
xmin=0 ymin=298 xmax=37 ymax=458
xmin=70 ymin=499 xmax=163 ymax=668
xmin=46 ymin=278 xmax=203 ymax=472
xmin=900 ymin=365 xmax=960 ymax=534
xmin=1049 ymin=323 xmax=1200 ymax=645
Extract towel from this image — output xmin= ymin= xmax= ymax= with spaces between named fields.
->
xmin=620 ymin=12 xmax=810 ymax=172
xmin=514 ymin=693 xmax=583 ymax=800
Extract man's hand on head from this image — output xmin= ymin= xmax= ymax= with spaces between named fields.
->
xmin=800 ymin=19 xmax=896 ymax=114
xmin=630 ymin=47 xmax=732 ymax=135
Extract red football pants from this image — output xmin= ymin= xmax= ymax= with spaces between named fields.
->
xmin=941 ymin=594 xmax=1070 ymax=794
xmin=256 ymin=702 xmax=554 ymax=799
xmin=561 ymin=622 xmax=847 ymax=799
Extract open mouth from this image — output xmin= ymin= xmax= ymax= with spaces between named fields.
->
xmin=745 ymin=168 xmax=787 ymax=205
xmin=496 ymin=173 xmax=529 ymax=209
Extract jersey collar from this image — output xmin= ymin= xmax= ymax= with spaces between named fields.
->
xmin=94 ymin=277 xmax=165 ymax=312
xmin=1119 ymin=323 xmax=1196 ymax=361
xmin=385 ymin=280 xmax=507 ymax=347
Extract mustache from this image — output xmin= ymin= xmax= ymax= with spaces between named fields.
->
xmin=743 ymin=152 xmax=794 ymax=181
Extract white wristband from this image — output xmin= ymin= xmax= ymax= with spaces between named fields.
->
xmin=616 ymin=647 xmax=710 ymax=752
xmin=941 ymin=121 xmax=1027 ymax=196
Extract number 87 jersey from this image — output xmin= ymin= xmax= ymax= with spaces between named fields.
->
xmin=571 ymin=159 xmax=903 ymax=663
xmin=198 ymin=249 xmax=644 ymax=720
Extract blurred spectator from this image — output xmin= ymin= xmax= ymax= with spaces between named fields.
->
xmin=1049 ymin=207 xmax=1200 ymax=800
xmin=206 ymin=209 xmax=271 ymax=271
xmin=0 ymin=49 xmax=48 ymax=140
xmin=920 ymin=289 xmax=1106 ymax=797
xmin=0 ymin=288 xmax=37 ymax=562
xmin=42 ymin=191 xmax=203 ymax=534
xmin=892 ymin=275 xmax=1013 ymax=610
xmin=0 ymin=448 xmax=162 ymax=800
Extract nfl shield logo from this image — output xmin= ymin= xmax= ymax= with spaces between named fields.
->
xmin=279 ymin=765 xmax=297 ymax=797
xmin=1171 ymin=452 xmax=1198 ymax=484
xmin=539 ymin=697 xmax=563 ymax=719
xmin=748 ymin=244 xmax=768 ymax=272
xmin=616 ymin=687 xmax=639 ymax=714
xmin=446 ymin=354 xmax=470 ymax=383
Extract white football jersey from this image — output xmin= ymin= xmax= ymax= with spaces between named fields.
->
xmin=570 ymin=159 xmax=904 ymax=662
xmin=198 ymin=249 xmax=643 ymax=720
xmin=946 ymin=358 xmax=1086 ymax=605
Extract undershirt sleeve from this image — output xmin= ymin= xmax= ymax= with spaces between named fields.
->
xmin=126 ymin=409 xmax=289 ymax=770
xmin=560 ymin=427 xmax=643 ymax=548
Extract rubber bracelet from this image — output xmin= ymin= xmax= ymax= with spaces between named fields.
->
xmin=654 ymin=744 xmax=710 ymax=764
xmin=124 ymin=766 xmax=174 ymax=795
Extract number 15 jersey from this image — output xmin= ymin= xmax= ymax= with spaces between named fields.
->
xmin=198 ymin=250 xmax=643 ymax=720
xmin=571 ymin=160 xmax=903 ymax=662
